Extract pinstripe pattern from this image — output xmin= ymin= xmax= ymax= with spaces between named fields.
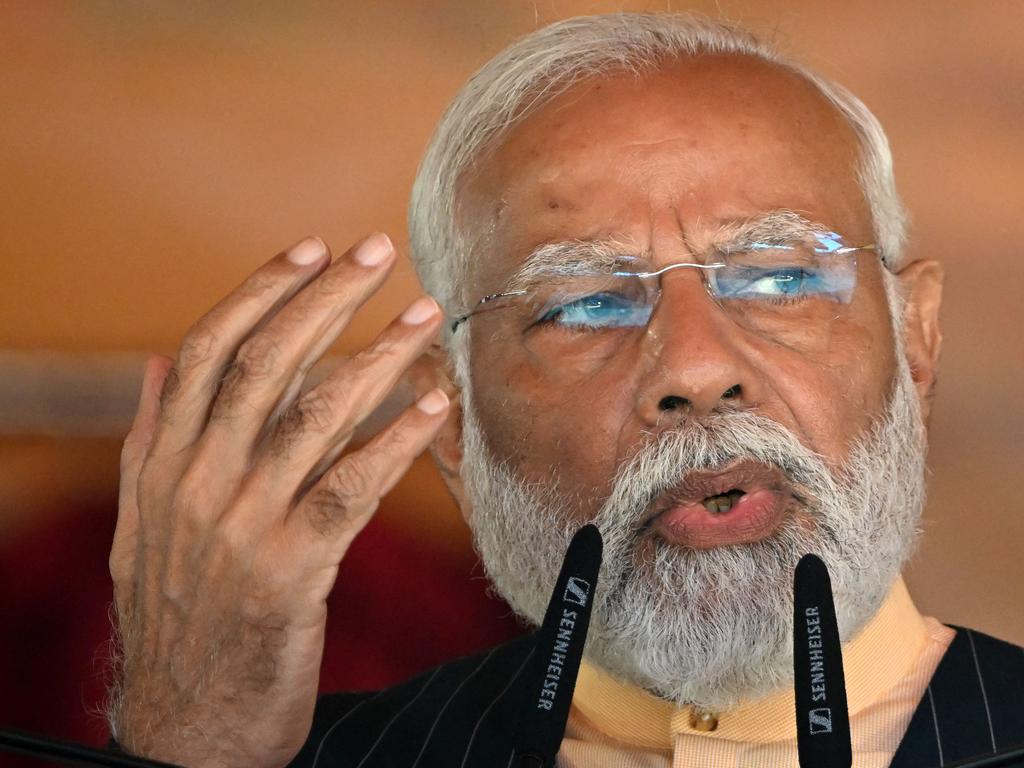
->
xmin=966 ymin=629 xmax=998 ymax=754
xmin=927 ymin=686 xmax=946 ymax=766
xmin=882 ymin=625 xmax=1024 ymax=768
xmin=410 ymin=647 xmax=498 ymax=767
xmin=459 ymin=647 xmax=535 ymax=768
xmin=354 ymin=666 xmax=444 ymax=767
xmin=310 ymin=691 xmax=384 ymax=768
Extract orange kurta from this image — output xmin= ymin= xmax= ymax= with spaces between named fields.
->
xmin=561 ymin=578 xmax=955 ymax=767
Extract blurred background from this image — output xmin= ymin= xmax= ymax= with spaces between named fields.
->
xmin=1 ymin=0 xmax=1022 ymax=753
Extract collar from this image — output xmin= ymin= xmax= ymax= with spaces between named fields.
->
xmin=572 ymin=576 xmax=930 ymax=748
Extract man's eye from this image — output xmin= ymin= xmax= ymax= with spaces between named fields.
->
xmin=538 ymin=292 xmax=651 ymax=328
xmin=717 ymin=267 xmax=828 ymax=299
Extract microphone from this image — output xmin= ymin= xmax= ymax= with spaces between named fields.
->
xmin=793 ymin=553 xmax=852 ymax=768
xmin=510 ymin=523 xmax=603 ymax=768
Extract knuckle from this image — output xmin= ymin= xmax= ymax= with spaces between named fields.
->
xmin=302 ymin=459 xmax=378 ymax=536
xmin=326 ymin=457 xmax=375 ymax=503
xmin=209 ymin=336 xmax=283 ymax=422
xmin=177 ymin=324 xmax=218 ymax=370
xmin=304 ymin=487 xmax=348 ymax=537
xmin=234 ymin=335 xmax=284 ymax=382
xmin=267 ymin=390 xmax=341 ymax=460
xmin=239 ymin=271 xmax=277 ymax=301
xmin=294 ymin=390 xmax=339 ymax=434
xmin=267 ymin=399 xmax=305 ymax=459
xmin=353 ymin=342 xmax=390 ymax=371
xmin=380 ymin=424 xmax=413 ymax=454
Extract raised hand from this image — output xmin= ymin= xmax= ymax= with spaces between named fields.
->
xmin=109 ymin=234 xmax=449 ymax=768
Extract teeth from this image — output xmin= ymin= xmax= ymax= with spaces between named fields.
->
xmin=701 ymin=491 xmax=744 ymax=514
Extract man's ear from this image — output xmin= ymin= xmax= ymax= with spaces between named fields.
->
xmin=895 ymin=259 xmax=944 ymax=423
xmin=405 ymin=343 xmax=470 ymax=517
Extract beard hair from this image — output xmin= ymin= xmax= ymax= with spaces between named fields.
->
xmin=458 ymin=309 xmax=928 ymax=711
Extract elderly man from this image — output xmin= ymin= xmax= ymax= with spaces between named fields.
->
xmin=107 ymin=12 xmax=1023 ymax=768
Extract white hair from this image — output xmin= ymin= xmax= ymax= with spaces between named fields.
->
xmin=408 ymin=11 xmax=908 ymax=360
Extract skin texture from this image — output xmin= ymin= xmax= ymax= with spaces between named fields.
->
xmin=112 ymin=53 xmax=943 ymax=768
xmin=427 ymin=56 xmax=944 ymax=529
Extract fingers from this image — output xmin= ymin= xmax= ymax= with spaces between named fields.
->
xmin=111 ymin=354 xmax=175 ymax=608
xmin=245 ymin=294 xmax=444 ymax=508
xmin=285 ymin=387 xmax=451 ymax=555
xmin=191 ymin=233 xmax=397 ymax=481
xmin=148 ymin=236 xmax=331 ymax=462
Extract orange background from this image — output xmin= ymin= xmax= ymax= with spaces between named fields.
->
xmin=1 ymin=0 xmax=1022 ymax=743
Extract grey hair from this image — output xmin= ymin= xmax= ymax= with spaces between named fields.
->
xmin=408 ymin=11 xmax=908 ymax=354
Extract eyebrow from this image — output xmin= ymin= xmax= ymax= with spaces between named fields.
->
xmin=714 ymin=210 xmax=831 ymax=252
xmin=506 ymin=239 xmax=641 ymax=291
xmin=504 ymin=210 xmax=832 ymax=291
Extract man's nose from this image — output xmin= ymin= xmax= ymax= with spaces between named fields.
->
xmin=633 ymin=270 xmax=762 ymax=425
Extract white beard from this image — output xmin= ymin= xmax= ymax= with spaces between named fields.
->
xmin=458 ymin=319 xmax=927 ymax=711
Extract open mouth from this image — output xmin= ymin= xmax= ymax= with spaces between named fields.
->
xmin=699 ymin=489 xmax=746 ymax=514
xmin=642 ymin=459 xmax=797 ymax=549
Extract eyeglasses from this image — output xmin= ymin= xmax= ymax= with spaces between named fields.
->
xmin=449 ymin=231 xmax=877 ymax=356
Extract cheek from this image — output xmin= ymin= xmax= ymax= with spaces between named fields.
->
xmin=753 ymin=313 xmax=895 ymax=469
xmin=470 ymin=340 xmax=637 ymax=507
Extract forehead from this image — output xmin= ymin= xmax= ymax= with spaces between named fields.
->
xmin=462 ymin=53 xmax=871 ymax=290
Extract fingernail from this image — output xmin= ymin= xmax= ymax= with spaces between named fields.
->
xmin=401 ymin=296 xmax=440 ymax=325
xmin=286 ymin=236 xmax=328 ymax=266
xmin=416 ymin=388 xmax=449 ymax=415
xmin=352 ymin=232 xmax=393 ymax=267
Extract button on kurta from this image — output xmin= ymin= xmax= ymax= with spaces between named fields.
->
xmin=689 ymin=708 xmax=719 ymax=731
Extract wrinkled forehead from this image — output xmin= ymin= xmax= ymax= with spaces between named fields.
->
xmin=458 ymin=53 xmax=870 ymax=295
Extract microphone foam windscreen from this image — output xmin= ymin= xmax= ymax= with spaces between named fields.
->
xmin=793 ymin=553 xmax=852 ymax=768
xmin=512 ymin=524 xmax=603 ymax=767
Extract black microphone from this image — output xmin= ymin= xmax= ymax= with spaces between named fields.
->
xmin=793 ymin=553 xmax=852 ymax=768
xmin=511 ymin=523 xmax=603 ymax=768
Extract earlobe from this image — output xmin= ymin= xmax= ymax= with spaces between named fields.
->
xmin=895 ymin=259 xmax=944 ymax=420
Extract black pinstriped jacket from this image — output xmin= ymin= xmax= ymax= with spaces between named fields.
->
xmin=287 ymin=626 xmax=1024 ymax=768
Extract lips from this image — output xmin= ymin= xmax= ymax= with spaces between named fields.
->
xmin=643 ymin=459 xmax=796 ymax=549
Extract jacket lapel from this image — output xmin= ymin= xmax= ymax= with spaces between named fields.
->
xmin=889 ymin=626 xmax=1024 ymax=767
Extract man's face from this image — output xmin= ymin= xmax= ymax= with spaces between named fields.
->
xmin=433 ymin=54 xmax=942 ymax=707
xmin=463 ymin=55 xmax=894 ymax=533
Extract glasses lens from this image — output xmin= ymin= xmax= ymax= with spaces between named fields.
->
xmin=529 ymin=273 xmax=654 ymax=330
xmin=709 ymin=243 xmax=857 ymax=304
